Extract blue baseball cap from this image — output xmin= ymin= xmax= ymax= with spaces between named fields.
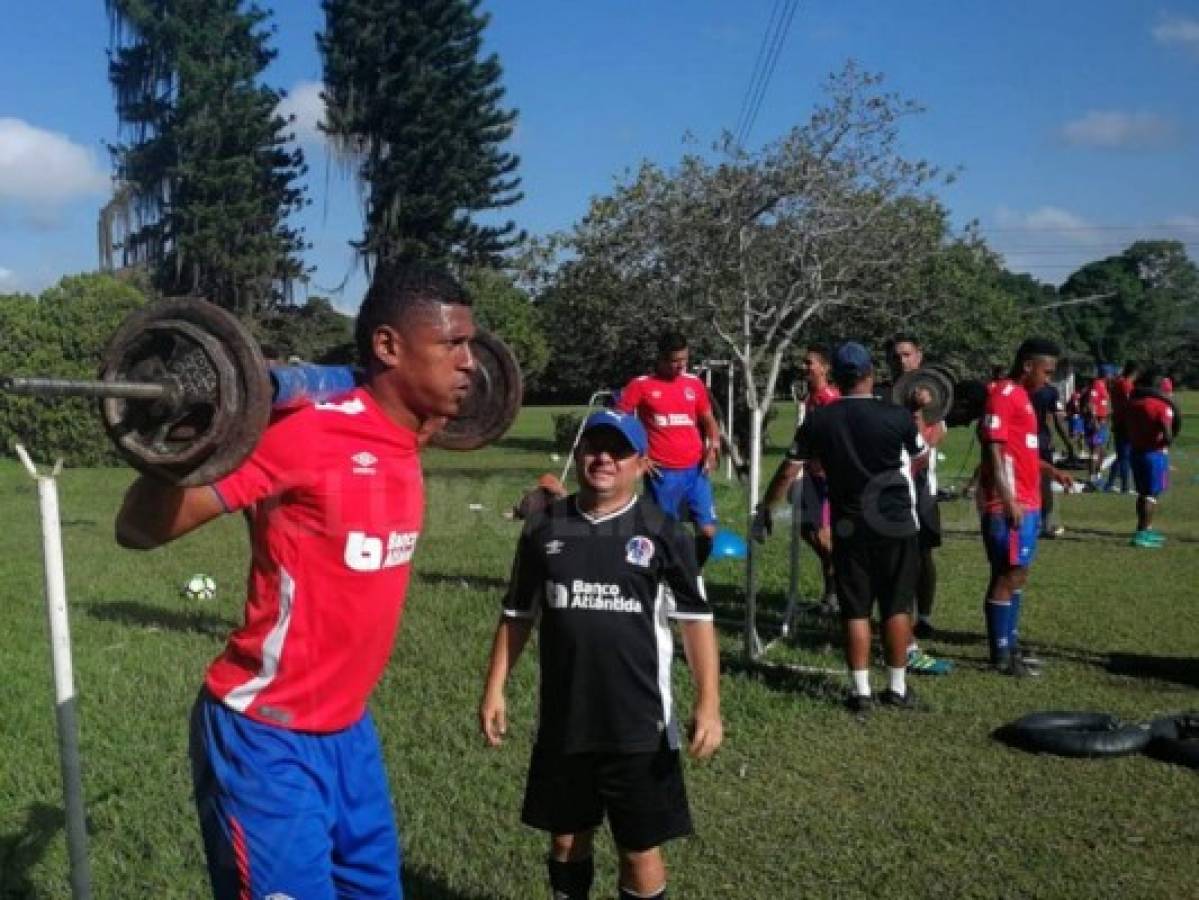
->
xmin=832 ymin=342 xmax=873 ymax=379
xmin=579 ymin=409 xmax=648 ymax=455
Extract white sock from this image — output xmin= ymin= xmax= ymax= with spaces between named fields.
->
xmin=888 ymin=666 xmax=906 ymax=696
xmin=851 ymin=669 xmax=871 ymax=696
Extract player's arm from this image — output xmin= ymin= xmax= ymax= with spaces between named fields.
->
xmin=115 ymin=477 xmax=226 ymax=550
xmin=698 ymin=408 xmax=721 ymax=473
xmin=753 ymin=420 xmax=812 ymax=541
xmin=662 ymin=529 xmax=722 ymax=759
xmin=680 ymin=619 xmax=722 ymax=759
xmin=986 ymin=440 xmax=1022 ymax=526
xmin=480 ymin=526 xmax=544 ymax=747
xmin=479 ymin=616 xmax=535 ymax=747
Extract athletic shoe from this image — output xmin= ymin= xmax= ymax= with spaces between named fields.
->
xmin=1144 ymin=529 xmax=1166 ymax=545
xmin=994 ymin=654 xmax=1041 ymax=678
xmin=913 ymin=619 xmax=935 ymax=639
xmin=906 ymin=647 xmax=954 ymax=675
xmin=1011 ymin=647 xmax=1045 ymax=669
xmin=846 ymin=693 xmax=873 ymax=714
xmin=1040 ymin=525 xmax=1065 ymax=539
xmin=878 ymin=687 xmax=919 ymax=709
xmin=1131 ymin=531 xmax=1162 ymax=549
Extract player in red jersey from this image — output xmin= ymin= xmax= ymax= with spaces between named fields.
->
xmin=1083 ymin=370 xmax=1111 ymax=486
xmin=977 ymin=338 xmax=1073 ymax=677
xmin=1126 ymin=369 xmax=1177 ymax=548
xmin=617 ymin=330 xmax=723 ymax=565
xmin=1103 ymin=361 xmax=1139 ymax=493
xmin=793 ymin=345 xmax=841 ymax=610
xmin=115 ymin=265 xmax=476 ymax=898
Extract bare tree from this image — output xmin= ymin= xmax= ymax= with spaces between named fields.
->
xmin=533 ymin=63 xmax=952 ymax=654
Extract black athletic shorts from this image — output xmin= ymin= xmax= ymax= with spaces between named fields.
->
xmin=521 ymin=738 xmax=693 ymax=852
xmin=832 ymin=534 xmax=919 ymax=621
xmin=917 ymin=492 xmax=942 ymax=550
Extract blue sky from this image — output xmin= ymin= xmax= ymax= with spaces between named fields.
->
xmin=2 ymin=1 xmax=1198 ymax=309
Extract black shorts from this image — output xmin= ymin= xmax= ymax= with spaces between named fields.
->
xmin=917 ymin=493 xmax=942 ymax=550
xmin=521 ymin=740 xmax=693 ymax=852
xmin=832 ymin=535 xmax=919 ymax=621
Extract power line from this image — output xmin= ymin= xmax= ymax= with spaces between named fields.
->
xmin=732 ymin=0 xmax=785 ymax=146
xmin=733 ymin=0 xmax=799 ymax=149
xmin=740 ymin=0 xmax=800 ymax=148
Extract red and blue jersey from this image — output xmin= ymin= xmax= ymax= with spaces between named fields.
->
xmin=1086 ymin=378 xmax=1110 ymax=420
xmin=1110 ymin=376 xmax=1134 ymax=427
xmin=978 ymin=379 xmax=1041 ymax=513
xmin=1126 ymin=395 xmax=1174 ymax=452
xmin=208 ymin=387 xmax=424 ymax=733
xmin=617 ymin=373 xmax=712 ymax=469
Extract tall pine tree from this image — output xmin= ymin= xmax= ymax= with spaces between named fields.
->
xmin=319 ymin=0 xmax=523 ymax=271
xmin=106 ymin=0 xmax=309 ymax=316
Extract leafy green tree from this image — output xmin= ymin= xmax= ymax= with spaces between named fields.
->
xmin=1057 ymin=240 xmax=1199 ymax=366
xmin=253 ymin=296 xmax=354 ymax=363
xmin=0 ymin=274 xmax=149 ymax=465
xmin=319 ymin=0 xmax=523 ymax=270
xmin=106 ymin=0 xmax=309 ymax=316
xmin=464 ymin=269 xmax=549 ymax=387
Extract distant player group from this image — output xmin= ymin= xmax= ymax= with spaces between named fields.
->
xmin=112 ymin=260 xmax=1179 ymax=899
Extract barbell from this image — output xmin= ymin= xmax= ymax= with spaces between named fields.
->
xmin=1 ymin=298 xmax=523 ymax=485
xmin=888 ymin=365 xmax=988 ymax=427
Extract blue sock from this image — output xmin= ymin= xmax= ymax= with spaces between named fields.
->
xmin=985 ymin=599 xmax=1012 ymax=662
xmin=1009 ymin=591 xmax=1023 ymax=650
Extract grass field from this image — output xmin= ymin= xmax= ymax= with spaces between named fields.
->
xmin=2 ymin=396 xmax=1197 ymax=899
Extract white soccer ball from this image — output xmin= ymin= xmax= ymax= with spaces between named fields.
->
xmin=183 ymin=574 xmax=217 ymax=602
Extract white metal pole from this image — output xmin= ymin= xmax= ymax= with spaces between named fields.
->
xmin=16 ymin=445 xmax=92 ymax=900
xmin=726 ymin=365 xmax=734 ymax=481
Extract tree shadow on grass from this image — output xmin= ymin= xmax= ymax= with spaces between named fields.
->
xmin=402 ymin=867 xmax=495 ymax=900
xmin=719 ymin=652 xmax=846 ymax=705
xmin=1106 ymin=653 xmax=1199 ymax=689
xmin=493 ymin=435 xmax=558 ymax=455
xmin=84 ymin=600 xmax=235 ymax=638
xmin=0 ymin=802 xmax=62 ymax=898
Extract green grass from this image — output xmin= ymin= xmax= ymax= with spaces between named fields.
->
xmin=2 ymin=396 xmax=1198 ymax=898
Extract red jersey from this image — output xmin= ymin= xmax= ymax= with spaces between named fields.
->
xmin=208 ymin=387 xmax=424 ymax=732
xmin=617 ymin=372 xmax=712 ymax=468
xmin=1126 ymin=395 xmax=1174 ymax=452
xmin=805 ymin=383 xmax=841 ymax=414
xmin=1086 ymin=378 xmax=1110 ymax=420
xmin=1109 ymin=376 xmax=1134 ymax=426
xmin=978 ymin=379 xmax=1041 ymax=513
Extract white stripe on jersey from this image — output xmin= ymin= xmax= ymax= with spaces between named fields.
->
xmin=900 ymin=446 xmax=920 ymax=528
xmin=224 ymin=567 xmax=296 ymax=714
xmin=655 ymin=584 xmax=679 ymax=750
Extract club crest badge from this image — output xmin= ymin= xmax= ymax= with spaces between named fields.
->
xmin=625 ymin=536 xmax=655 ymax=567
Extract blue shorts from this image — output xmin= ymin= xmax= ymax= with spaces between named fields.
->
xmin=190 ymin=692 xmax=402 ymax=900
xmin=981 ymin=511 xmax=1041 ymax=572
xmin=1085 ymin=422 xmax=1109 ymax=449
xmin=1131 ymin=450 xmax=1169 ymax=498
xmin=1069 ymin=415 xmax=1084 ymax=437
xmin=645 ymin=465 xmax=717 ymax=527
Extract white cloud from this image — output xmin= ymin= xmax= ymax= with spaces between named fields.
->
xmin=276 ymin=81 xmax=327 ymax=146
xmin=0 ymin=266 xmax=13 ymax=283
xmin=0 ymin=118 xmax=109 ymax=206
xmin=1153 ymin=16 xmax=1199 ymax=57
xmin=1058 ymin=111 xmax=1178 ymax=149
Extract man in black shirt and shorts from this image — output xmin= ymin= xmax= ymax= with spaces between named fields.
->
xmin=480 ymin=409 xmax=723 ymax=900
xmin=756 ymin=342 xmax=928 ymax=711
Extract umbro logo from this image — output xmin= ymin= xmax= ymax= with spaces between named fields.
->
xmin=545 ymin=540 xmax=565 ymax=555
xmin=352 ymin=451 xmax=378 ymax=475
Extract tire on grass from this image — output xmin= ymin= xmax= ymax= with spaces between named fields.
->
xmin=995 ymin=711 xmax=1152 ymax=759
xmin=1146 ymin=713 xmax=1199 ymax=770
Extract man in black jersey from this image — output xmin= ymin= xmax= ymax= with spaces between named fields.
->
xmin=479 ymin=409 xmax=722 ymax=900
xmin=755 ymin=342 xmax=928 ymax=712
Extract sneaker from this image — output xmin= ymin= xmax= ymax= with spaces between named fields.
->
xmin=846 ymin=693 xmax=873 ymax=714
xmin=1144 ymin=529 xmax=1166 ymax=545
xmin=994 ymin=654 xmax=1041 ymax=678
xmin=1012 ymin=647 xmax=1044 ymax=669
xmin=1131 ymin=531 xmax=1162 ymax=549
xmin=906 ymin=647 xmax=954 ymax=675
xmin=1040 ymin=525 xmax=1065 ymax=539
xmin=878 ymin=687 xmax=919 ymax=709
xmin=913 ymin=619 xmax=935 ymax=640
